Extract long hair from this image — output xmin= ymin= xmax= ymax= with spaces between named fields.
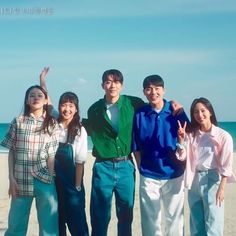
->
xmin=58 ymin=92 xmax=82 ymax=143
xmin=24 ymin=85 xmax=56 ymax=135
xmin=187 ymin=97 xmax=218 ymax=135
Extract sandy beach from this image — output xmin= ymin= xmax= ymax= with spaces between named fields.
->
xmin=0 ymin=152 xmax=236 ymax=236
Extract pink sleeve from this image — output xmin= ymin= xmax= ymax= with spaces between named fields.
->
xmin=175 ymin=148 xmax=187 ymax=161
xmin=217 ymin=132 xmax=234 ymax=179
xmin=175 ymin=135 xmax=189 ymax=161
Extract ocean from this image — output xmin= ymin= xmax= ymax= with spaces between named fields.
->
xmin=0 ymin=122 xmax=236 ymax=153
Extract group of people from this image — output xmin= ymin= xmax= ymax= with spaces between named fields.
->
xmin=1 ymin=68 xmax=235 ymax=236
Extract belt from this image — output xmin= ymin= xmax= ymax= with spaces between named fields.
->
xmin=95 ymin=155 xmax=132 ymax=163
xmin=197 ymin=168 xmax=217 ymax=173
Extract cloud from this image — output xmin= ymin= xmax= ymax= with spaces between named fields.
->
xmin=62 ymin=77 xmax=88 ymax=88
xmin=76 ymin=78 xmax=87 ymax=85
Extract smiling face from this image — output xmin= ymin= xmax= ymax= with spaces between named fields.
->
xmin=102 ymin=74 xmax=123 ymax=103
xmin=189 ymin=97 xmax=218 ymax=132
xmin=143 ymin=84 xmax=165 ymax=109
xmin=193 ymin=102 xmax=212 ymax=129
xmin=27 ymin=88 xmax=47 ymax=115
xmin=58 ymin=92 xmax=79 ymax=127
xmin=59 ymin=101 xmax=77 ymax=124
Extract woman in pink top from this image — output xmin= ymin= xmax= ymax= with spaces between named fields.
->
xmin=176 ymin=97 xmax=235 ymax=236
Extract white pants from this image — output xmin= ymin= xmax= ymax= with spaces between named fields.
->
xmin=140 ymin=175 xmax=184 ymax=236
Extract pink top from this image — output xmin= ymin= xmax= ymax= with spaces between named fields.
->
xmin=176 ymin=124 xmax=236 ymax=189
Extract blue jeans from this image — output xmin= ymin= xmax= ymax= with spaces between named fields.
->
xmin=5 ymin=178 xmax=58 ymax=236
xmin=90 ymin=159 xmax=135 ymax=236
xmin=55 ymin=142 xmax=89 ymax=236
xmin=188 ymin=169 xmax=224 ymax=236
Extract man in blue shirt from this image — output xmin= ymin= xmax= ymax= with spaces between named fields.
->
xmin=132 ymin=75 xmax=189 ymax=236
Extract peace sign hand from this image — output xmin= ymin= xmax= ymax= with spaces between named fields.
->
xmin=177 ymin=120 xmax=187 ymax=144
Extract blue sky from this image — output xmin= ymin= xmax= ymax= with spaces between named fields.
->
xmin=0 ymin=0 xmax=236 ymax=122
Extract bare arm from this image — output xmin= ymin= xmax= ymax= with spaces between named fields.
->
xmin=75 ymin=163 xmax=84 ymax=191
xmin=216 ymin=175 xmax=227 ymax=207
xmin=8 ymin=150 xmax=18 ymax=198
xmin=39 ymin=67 xmax=52 ymax=105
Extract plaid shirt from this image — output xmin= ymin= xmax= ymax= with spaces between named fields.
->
xmin=1 ymin=114 xmax=59 ymax=196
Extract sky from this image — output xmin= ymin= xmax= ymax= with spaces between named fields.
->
xmin=0 ymin=0 xmax=236 ymax=122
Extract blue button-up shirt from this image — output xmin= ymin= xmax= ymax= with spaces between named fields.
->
xmin=132 ymin=100 xmax=189 ymax=180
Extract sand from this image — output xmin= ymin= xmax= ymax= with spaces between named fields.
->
xmin=0 ymin=152 xmax=236 ymax=236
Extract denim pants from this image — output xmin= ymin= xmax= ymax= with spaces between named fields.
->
xmin=188 ymin=169 xmax=224 ymax=236
xmin=55 ymin=142 xmax=89 ymax=236
xmin=139 ymin=174 xmax=184 ymax=236
xmin=90 ymin=159 xmax=135 ymax=236
xmin=5 ymin=178 xmax=58 ymax=236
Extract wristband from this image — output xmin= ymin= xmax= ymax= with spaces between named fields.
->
xmin=176 ymin=142 xmax=185 ymax=150
xmin=76 ymin=186 xmax=81 ymax=192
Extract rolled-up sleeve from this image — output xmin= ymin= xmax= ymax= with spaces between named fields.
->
xmin=175 ymin=136 xmax=188 ymax=161
xmin=175 ymin=148 xmax=187 ymax=161
xmin=1 ymin=118 xmax=17 ymax=151
xmin=218 ymin=132 xmax=234 ymax=178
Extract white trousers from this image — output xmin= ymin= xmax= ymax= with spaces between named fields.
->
xmin=140 ymin=175 xmax=184 ymax=236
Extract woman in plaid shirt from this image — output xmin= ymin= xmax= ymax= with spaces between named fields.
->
xmin=1 ymin=84 xmax=59 ymax=236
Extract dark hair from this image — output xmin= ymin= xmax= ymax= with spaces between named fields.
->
xmin=143 ymin=75 xmax=164 ymax=89
xmin=24 ymin=85 xmax=56 ymax=135
xmin=187 ymin=97 xmax=218 ymax=135
xmin=102 ymin=69 xmax=124 ymax=84
xmin=58 ymin=92 xmax=82 ymax=143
